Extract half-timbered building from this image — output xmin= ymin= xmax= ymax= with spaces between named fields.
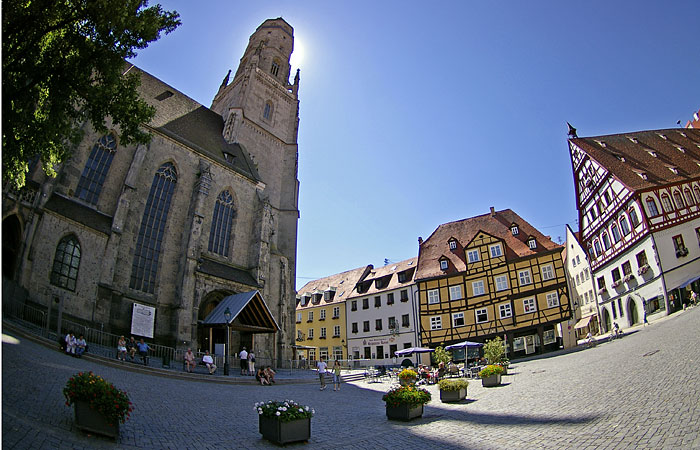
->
xmin=415 ymin=208 xmax=571 ymax=358
xmin=569 ymin=128 xmax=700 ymax=331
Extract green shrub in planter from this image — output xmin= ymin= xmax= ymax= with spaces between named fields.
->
xmin=438 ymin=378 xmax=469 ymax=392
xmin=478 ymin=364 xmax=504 ymax=378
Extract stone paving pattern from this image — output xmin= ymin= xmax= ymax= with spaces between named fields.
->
xmin=3 ymin=307 xmax=699 ymax=449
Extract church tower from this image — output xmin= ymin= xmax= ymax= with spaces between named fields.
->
xmin=211 ymin=18 xmax=300 ymax=361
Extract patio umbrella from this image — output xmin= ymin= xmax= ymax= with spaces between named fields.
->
xmin=444 ymin=341 xmax=483 ymax=350
xmin=394 ymin=347 xmax=434 ymax=356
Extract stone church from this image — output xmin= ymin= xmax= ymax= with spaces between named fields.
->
xmin=2 ymin=18 xmax=300 ymax=362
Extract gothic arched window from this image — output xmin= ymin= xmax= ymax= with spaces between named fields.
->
xmin=208 ymin=190 xmax=235 ymax=256
xmin=75 ymin=133 xmax=117 ymax=205
xmin=684 ymin=188 xmax=695 ymax=206
xmin=50 ymin=235 xmax=81 ymax=291
xmin=673 ymin=190 xmax=685 ymax=209
xmin=661 ymin=194 xmax=673 ymax=213
xmin=130 ymin=163 xmax=177 ymax=293
xmin=263 ymin=101 xmax=273 ymax=120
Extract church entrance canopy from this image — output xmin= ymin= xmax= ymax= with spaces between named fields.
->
xmin=201 ymin=290 xmax=279 ymax=333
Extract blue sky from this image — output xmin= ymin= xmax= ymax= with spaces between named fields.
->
xmin=130 ymin=1 xmax=700 ymax=288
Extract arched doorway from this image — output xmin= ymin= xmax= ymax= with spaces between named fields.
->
xmin=2 ymin=215 xmax=23 ymax=279
xmin=602 ymin=308 xmax=611 ymax=333
xmin=628 ymin=298 xmax=639 ymax=326
xmin=197 ymin=290 xmax=232 ymax=353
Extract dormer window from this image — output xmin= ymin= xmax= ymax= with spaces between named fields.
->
xmin=510 ymin=224 xmax=519 ymax=236
xmin=647 ymin=150 xmax=658 ymax=158
xmin=448 ymin=239 xmax=457 ymax=250
xmin=223 ymin=152 xmax=235 ymax=163
xmin=527 ymin=237 xmax=537 ymax=249
xmin=439 ymin=259 xmax=449 ymax=271
xmin=668 ymin=166 xmax=679 ymax=175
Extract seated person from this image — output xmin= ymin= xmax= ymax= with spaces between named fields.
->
xmin=256 ymin=368 xmax=270 ymax=385
xmin=264 ymin=366 xmax=276 ymax=384
xmin=136 ymin=338 xmax=150 ymax=366
xmin=202 ymin=351 xmax=216 ymax=374
xmin=126 ymin=337 xmax=137 ymax=361
xmin=117 ymin=336 xmax=128 ymax=361
xmin=75 ymin=335 xmax=87 ymax=358
xmin=65 ymin=332 xmax=76 ymax=355
xmin=184 ymin=348 xmax=196 ymax=373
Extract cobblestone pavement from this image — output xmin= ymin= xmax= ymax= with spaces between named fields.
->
xmin=3 ymin=307 xmax=699 ymax=449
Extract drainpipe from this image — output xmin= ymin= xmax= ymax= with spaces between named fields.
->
xmin=649 ymin=234 xmax=671 ymax=315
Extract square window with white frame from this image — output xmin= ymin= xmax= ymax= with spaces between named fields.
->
xmin=518 ymin=269 xmax=532 ymax=285
xmin=523 ymin=297 xmax=537 ymax=313
xmin=541 ymin=264 xmax=554 ymax=281
xmin=495 ymin=274 xmax=509 ymax=291
xmin=475 ymin=308 xmax=488 ymax=323
xmin=449 ymin=285 xmax=463 ymax=300
xmin=472 ymin=280 xmax=485 ymax=296
xmin=546 ymin=292 xmax=559 ymax=308
xmin=499 ymin=303 xmax=513 ymax=318
xmin=452 ymin=312 xmax=465 ymax=327
xmin=430 ymin=316 xmax=442 ymax=330
xmin=490 ymin=244 xmax=503 ymax=258
xmin=428 ymin=289 xmax=440 ymax=304
xmin=467 ymin=249 xmax=480 ymax=263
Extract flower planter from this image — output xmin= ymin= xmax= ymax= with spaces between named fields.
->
xmin=399 ymin=378 xmax=417 ymax=387
xmin=481 ymin=373 xmax=502 ymax=387
xmin=386 ymin=404 xmax=424 ymax=421
xmin=499 ymin=366 xmax=508 ymax=375
xmin=259 ymin=415 xmax=311 ymax=445
xmin=440 ymin=387 xmax=467 ymax=403
xmin=74 ymin=400 xmax=119 ymax=439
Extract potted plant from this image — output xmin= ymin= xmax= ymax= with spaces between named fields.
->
xmin=63 ymin=372 xmax=133 ymax=439
xmin=497 ymin=359 xmax=510 ymax=375
xmin=478 ymin=364 xmax=504 ymax=387
xmin=382 ymin=385 xmax=431 ymax=421
xmin=438 ymin=378 xmax=469 ymax=403
xmin=255 ymin=399 xmax=314 ymax=445
xmin=398 ymin=368 xmax=418 ymax=386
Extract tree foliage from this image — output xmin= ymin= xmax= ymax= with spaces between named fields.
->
xmin=483 ymin=337 xmax=505 ymax=364
xmin=2 ymin=0 xmax=180 ymax=188
xmin=433 ymin=346 xmax=452 ymax=365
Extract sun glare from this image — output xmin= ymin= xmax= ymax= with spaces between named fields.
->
xmin=290 ymin=36 xmax=305 ymax=74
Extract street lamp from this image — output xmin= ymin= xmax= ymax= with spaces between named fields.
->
xmin=223 ymin=307 xmax=231 ymax=376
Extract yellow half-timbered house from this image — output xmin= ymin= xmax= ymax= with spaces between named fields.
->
xmin=415 ymin=208 xmax=571 ymax=358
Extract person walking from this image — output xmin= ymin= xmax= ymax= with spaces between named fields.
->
xmin=239 ymin=347 xmax=248 ymax=375
xmin=248 ymin=349 xmax=256 ymax=376
xmin=317 ymin=356 xmax=328 ymax=391
xmin=332 ymin=360 xmax=342 ymax=391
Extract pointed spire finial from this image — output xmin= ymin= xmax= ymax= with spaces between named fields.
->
xmin=567 ymin=122 xmax=578 ymax=138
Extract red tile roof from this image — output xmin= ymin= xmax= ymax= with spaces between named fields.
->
xmin=296 ymin=265 xmax=372 ymax=309
xmin=416 ymin=208 xmax=562 ymax=280
xmin=347 ymin=257 xmax=418 ymax=298
xmin=570 ymin=128 xmax=700 ymax=191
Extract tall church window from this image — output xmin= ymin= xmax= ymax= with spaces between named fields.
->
xmin=75 ymin=133 xmax=117 ymax=205
xmin=130 ymin=163 xmax=178 ymax=294
xmin=263 ymin=101 xmax=273 ymax=120
xmin=208 ymin=190 xmax=235 ymax=256
xmin=50 ymin=235 xmax=81 ymax=291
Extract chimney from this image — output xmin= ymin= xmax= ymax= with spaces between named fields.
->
xmin=418 ymin=237 xmax=423 ymax=245
xmin=490 ymin=207 xmax=496 ymax=217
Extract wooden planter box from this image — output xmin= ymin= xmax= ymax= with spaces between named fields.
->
xmin=259 ymin=415 xmax=311 ymax=445
xmin=386 ymin=404 xmax=424 ymax=421
xmin=481 ymin=373 xmax=502 ymax=387
xmin=74 ymin=400 xmax=119 ymax=439
xmin=440 ymin=387 xmax=467 ymax=403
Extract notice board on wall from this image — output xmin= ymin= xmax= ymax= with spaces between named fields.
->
xmin=131 ymin=303 xmax=156 ymax=339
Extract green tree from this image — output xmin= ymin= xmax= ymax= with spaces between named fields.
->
xmin=2 ymin=0 xmax=180 ymax=188
xmin=483 ymin=337 xmax=505 ymax=364
xmin=432 ymin=346 xmax=452 ymax=365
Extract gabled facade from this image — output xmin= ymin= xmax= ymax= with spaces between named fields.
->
xmin=569 ymin=128 xmax=700 ymax=330
xmin=415 ymin=208 xmax=571 ymax=358
xmin=345 ymin=257 xmax=420 ymax=366
xmin=295 ymin=265 xmax=372 ymax=362
xmin=562 ymin=225 xmax=599 ymax=345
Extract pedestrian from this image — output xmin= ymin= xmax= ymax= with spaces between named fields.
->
xmin=332 ymin=360 xmax=342 ymax=391
xmin=691 ymin=291 xmax=698 ymax=307
xmin=248 ymin=349 xmax=256 ymax=376
xmin=239 ymin=347 xmax=248 ymax=375
xmin=317 ymin=356 xmax=328 ymax=391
